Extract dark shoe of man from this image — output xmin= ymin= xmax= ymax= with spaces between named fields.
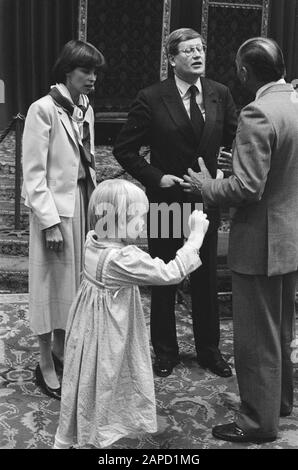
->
xmin=197 ymin=350 xmax=232 ymax=377
xmin=212 ymin=422 xmax=277 ymax=443
xmin=280 ymin=407 xmax=292 ymax=417
xmin=153 ymin=357 xmax=179 ymax=377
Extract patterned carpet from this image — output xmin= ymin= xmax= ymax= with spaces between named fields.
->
xmin=0 ymin=292 xmax=297 ymax=449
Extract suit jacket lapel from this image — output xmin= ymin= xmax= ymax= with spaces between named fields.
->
xmin=57 ymin=107 xmax=79 ymax=150
xmin=161 ymin=78 xmax=197 ymax=145
xmin=161 ymin=78 xmax=220 ymax=163
xmin=194 ymin=78 xmax=218 ymax=160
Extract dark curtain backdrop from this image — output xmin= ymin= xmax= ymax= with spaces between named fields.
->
xmin=4 ymin=0 xmax=78 ymax=115
xmin=269 ymin=0 xmax=298 ymax=81
xmin=87 ymin=0 xmax=164 ymax=112
xmin=2 ymin=0 xmax=298 ymax=116
xmin=170 ymin=0 xmax=298 ymax=83
xmin=170 ymin=0 xmax=203 ymax=32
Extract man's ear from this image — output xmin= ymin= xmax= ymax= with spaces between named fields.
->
xmin=168 ymin=55 xmax=176 ymax=68
xmin=240 ymin=66 xmax=248 ymax=83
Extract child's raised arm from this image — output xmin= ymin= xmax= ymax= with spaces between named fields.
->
xmin=106 ymin=210 xmax=209 ymax=287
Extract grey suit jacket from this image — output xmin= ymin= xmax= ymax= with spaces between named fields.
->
xmin=202 ymin=83 xmax=298 ymax=276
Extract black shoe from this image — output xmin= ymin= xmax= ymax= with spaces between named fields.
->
xmin=280 ymin=408 xmax=292 ymax=417
xmin=35 ymin=364 xmax=61 ymax=400
xmin=197 ymin=352 xmax=232 ymax=377
xmin=153 ymin=358 xmax=179 ymax=377
xmin=212 ymin=422 xmax=277 ymax=443
xmin=52 ymin=352 xmax=64 ymax=375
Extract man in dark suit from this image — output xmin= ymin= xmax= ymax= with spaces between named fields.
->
xmin=113 ymin=28 xmax=237 ymax=378
xmin=182 ymin=37 xmax=298 ymax=443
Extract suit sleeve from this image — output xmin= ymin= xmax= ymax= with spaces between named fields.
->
xmin=113 ymin=90 xmax=164 ymax=188
xmin=106 ymin=243 xmax=202 ymax=287
xmin=202 ymin=103 xmax=275 ymax=207
xmin=222 ymin=86 xmax=238 ymax=148
xmin=22 ymin=101 xmax=61 ymax=229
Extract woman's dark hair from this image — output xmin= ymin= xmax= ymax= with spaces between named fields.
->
xmin=52 ymin=40 xmax=106 ymax=83
xmin=238 ymin=37 xmax=285 ymax=83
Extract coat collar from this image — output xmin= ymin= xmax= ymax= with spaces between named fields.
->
xmin=161 ymin=77 xmax=196 ymax=145
xmin=50 ymin=84 xmax=91 ymax=150
xmin=54 ymin=102 xmax=92 ymax=151
xmin=256 ymin=82 xmax=294 ymax=100
xmin=56 ymin=106 xmax=79 ymax=150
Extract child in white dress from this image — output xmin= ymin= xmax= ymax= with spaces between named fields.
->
xmin=53 ymin=179 xmax=209 ymax=449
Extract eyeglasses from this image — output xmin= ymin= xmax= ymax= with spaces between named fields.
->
xmin=179 ymin=45 xmax=206 ymax=57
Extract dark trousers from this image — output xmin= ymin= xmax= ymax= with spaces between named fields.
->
xmin=148 ymin=223 xmax=220 ymax=362
xmin=232 ymin=270 xmax=296 ymax=437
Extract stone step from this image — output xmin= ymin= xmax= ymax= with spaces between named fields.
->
xmin=0 ymin=178 xmax=17 ymax=201
xmin=0 ymin=200 xmax=28 ymax=212
xmin=0 ymin=160 xmax=16 ymax=176
xmin=0 ymin=229 xmax=29 ymax=256
xmin=0 ymin=133 xmax=16 ymax=171
xmin=0 ymin=201 xmax=29 ymax=230
xmin=0 ymin=174 xmax=15 ymax=185
xmin=0 ymin=140 xmax=17 ymax=156
xmin=0 ymin=188 xmax=16 ymax=202
xmin=0 ymin=255 xmax=29 ymax=293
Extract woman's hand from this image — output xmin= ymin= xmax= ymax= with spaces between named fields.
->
xmin=44 ymin=225 xmax=64 ymax=252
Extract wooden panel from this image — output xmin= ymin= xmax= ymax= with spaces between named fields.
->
xmin=201 ymin=0 xmax=271 ymax=107
xmin=78 ymin=0 xmax=171 ymax=113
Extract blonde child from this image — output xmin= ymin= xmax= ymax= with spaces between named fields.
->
xmin=53 ymin=179 xmax=209 ymax=449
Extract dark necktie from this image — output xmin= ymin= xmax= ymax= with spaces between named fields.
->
xmin=189 ymin=84 xmax=204 ymax=142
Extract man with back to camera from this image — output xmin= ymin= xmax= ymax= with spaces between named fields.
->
xmin=113 ymin=28 xmax=237 ymax=378
xmin=182 ymin=37 xmax=298 ymax=443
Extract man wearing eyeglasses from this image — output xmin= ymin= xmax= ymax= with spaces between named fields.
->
xmin=114 ymin=28 xmax=237 ymax=378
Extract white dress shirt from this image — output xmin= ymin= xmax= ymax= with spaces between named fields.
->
xmin=174 ymin=75 xmax=206 ymax=121
xmin=174 ymin=75 xmax=224 ymax=180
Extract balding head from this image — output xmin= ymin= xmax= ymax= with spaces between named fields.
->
xmin=237 ymin=37 xmax=285 ymax=84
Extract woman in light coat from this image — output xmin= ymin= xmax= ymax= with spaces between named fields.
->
xmin=22 ymin=40 xmax=105 ymax=399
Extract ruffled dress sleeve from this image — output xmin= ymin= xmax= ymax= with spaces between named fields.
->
xmin=105 ymin=242 xmax=202 ymax=287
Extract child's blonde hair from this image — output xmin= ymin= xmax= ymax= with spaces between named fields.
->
xmin=88 ymin=179 xmax=149 ymax=231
